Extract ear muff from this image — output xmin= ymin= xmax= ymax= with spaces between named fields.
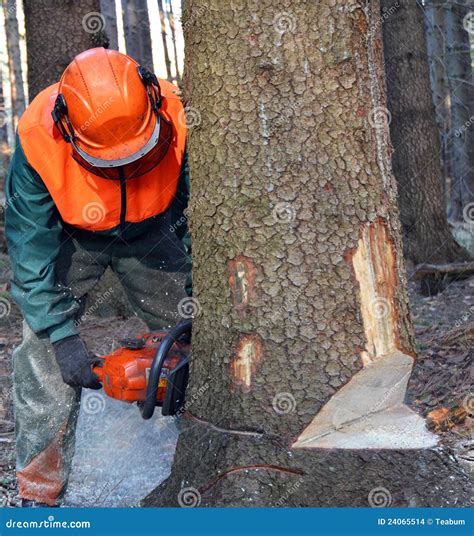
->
xmin=137 ymin=65 xmax=163 ymax=113
xmin=51 ymin=93 xmax=76 ymax=143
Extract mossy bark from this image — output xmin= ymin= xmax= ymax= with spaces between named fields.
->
xmin=144 ymin=0 xmax=471 ymax=507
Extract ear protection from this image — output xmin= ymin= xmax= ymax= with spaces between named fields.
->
xmin=52 ymin=66 xmax=163 ymax=143
xmin=51 ymin=93 xmax=75 ymax=143
xmin=137 ymin=66 xmax=163 ymax=113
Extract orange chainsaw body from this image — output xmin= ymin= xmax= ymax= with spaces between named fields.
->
xmin=93 ymin=332 xmax=191 ymax=403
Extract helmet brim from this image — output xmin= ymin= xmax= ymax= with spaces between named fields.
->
xmin=72 ymin=116 xmax=162 ymax=168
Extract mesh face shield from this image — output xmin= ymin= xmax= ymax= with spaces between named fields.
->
xmin=71 ymin=114 xmax=173 ymax=180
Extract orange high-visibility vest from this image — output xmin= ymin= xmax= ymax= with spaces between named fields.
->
xmin=17 ymin=80 xmax=186 ymax=232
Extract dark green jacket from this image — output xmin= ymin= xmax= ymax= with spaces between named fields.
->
xmin=5 ymin=136 xmax=191 ymax=343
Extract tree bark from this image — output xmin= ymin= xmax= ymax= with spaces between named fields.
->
xmin=442 ymin=1 xmax=474 ymax=222
xmin=23 ymin=0 xmax=107 ymax=100
xmin=144 ymin=0 xmax=471 ymax=507
xmin=100 ymin=0 xmax=118 ymax=50
xmin=381 ymin=0 xmax=470 ymax=265
xmin=121 ymin=0 xmax=154 ymax=71
xmin=2 ymin=0 xmax=26 ymax=128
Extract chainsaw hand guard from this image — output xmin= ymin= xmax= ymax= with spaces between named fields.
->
xmin=140 ymin=319 xmax=192 ymax=419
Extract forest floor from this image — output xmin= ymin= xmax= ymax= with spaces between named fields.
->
xmin=0 ymin=274 xmax=472 ymax=507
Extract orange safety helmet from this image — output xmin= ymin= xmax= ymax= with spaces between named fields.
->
xmin=52 ymin=47 xmax=171 ymax=180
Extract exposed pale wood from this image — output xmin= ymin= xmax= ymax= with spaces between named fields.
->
xmin=352 ymin=220 xmax=400 ymax=365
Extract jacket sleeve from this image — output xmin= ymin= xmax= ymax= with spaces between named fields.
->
xmin=170 ymin=149 xmax=192 ymax=296
xmin=5 ymin=136 xmax=80 ymax=342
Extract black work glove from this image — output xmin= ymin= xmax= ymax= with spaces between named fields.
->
xmin=53 ymin=335 xmax=102 ymax=390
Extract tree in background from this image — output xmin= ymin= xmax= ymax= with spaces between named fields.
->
xmin=23 ymin=0 xmax=107 ymax=99
xmin=167 ymin=0 xmax=180 ymax=82
xmin=442 ymin=1 xmax=474 ymax=223
xmin=121 ymin=0 xmax=154 ymax=71
xmin=100 ymin=0 xmax=118 ymax=50
xmin=0 ymin=69 xmax=7 ymax=147
xmin=424 ymin=0 xmax=452 ymax=196
xmin=2 ymin=0 xmax=25 ymax=128
xmin=144 ymin=0 xmax=471 ymax=507
xmin=158 ymin=0 xmax=172 ymax=80
xmin=381 ymin=0 xmax=470 ymax=266
xmin=0 ymin=68 xmax=10 ymax=196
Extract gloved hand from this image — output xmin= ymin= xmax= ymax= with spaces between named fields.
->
xmin=53 ymin=335 xmax=102 ymax=389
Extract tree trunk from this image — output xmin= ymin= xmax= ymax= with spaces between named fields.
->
xmin=424 ymin=0 xmax=451 ymax=202
xmin=166 ymin=0 xmax=180 ymax=81
xmin=0 ymin=65 xmax=8 ymax=147
xmin=100 ymin=0 xmax=118 ymax=50
xmin=23 ymin=0 xmax=107 ymax=100
xmin=157 ymin=0 xmax=172 ymax=80
xmin=121 ymin=0 xmax=153 ymax=71
xmin=144 ymin=0 xmax=471 ymax=507
xmin=2 ymin=0 xmax=26 ymax=128
xmin=381 ymin=0 xmax=470 ymax=265
xmin=443 ymin=1 xmax=474 ymax=222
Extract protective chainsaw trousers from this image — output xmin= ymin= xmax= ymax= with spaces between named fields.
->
xmin=13 ymin=213 xmax=189 ymax=505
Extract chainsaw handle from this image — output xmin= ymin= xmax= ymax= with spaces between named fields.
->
xmin=141 ymin=319 xmax=192 ymax=420
xmin=92 ymin=366 xmax=103 ymax=382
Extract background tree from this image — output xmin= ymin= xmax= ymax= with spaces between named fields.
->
xmin=381 ymin=0 xmax=470 ymax=266
xmin=23 ymin=0 xmax=107 ymax=99
xmin=0 ymin=68 xmax=10 ymax=212
xmin=442 ymin=1 xmax=474 ymax=222
xmin=144 ymin=0 xmax=471 ymax=507
xmin=121 ymin=0 xmax=154 ymax=71
xmin=157 ymin=0 xmax=172 ymax=81
xmin=0 ymin=70 xmax=7 ymax=148
xmin=2 ymin=0 xmax=25 ymax=128
xmin=424 ymin=0 xmax=451 ymax=195
xmin=100 ymin=0 xmax=118 ymax=50
xmin=166 ymin=0 xmax=180 ymax=82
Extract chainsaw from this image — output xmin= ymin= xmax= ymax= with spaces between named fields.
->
xmin=92 ymin=319 xmax=192 ymax=419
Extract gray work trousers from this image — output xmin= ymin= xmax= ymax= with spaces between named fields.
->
xmin=13 ymin=214 xmax=188 ymax=505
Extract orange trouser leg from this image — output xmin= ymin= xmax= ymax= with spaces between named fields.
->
xmin=13 ymin=322 xmax=81 ymax=506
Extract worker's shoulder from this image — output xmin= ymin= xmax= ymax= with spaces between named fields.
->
xmin=158 ymin=78 xmax=182 ymax=101
xmin=18 ymin=83 xmax=59 ymax=135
